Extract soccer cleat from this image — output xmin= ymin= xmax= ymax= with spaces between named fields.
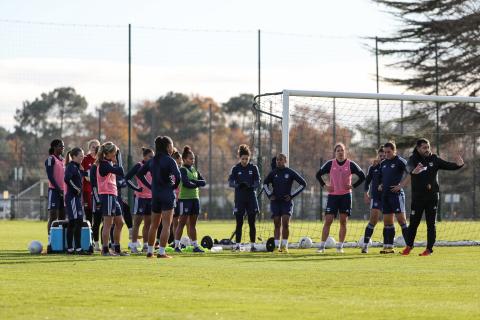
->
xmin=131 ymin=247 xmax=139 ymax=254
xmin=336 ymin=248 xmax=344 ymax=254
xmin=380 ymin=248 xmax=395 ymax=254
xmin=316 ymin=248 xmax=325 ymax=254
xmin=419 ymin=249 xmax=432 ymax=256
xmin=250 ymin=246 xmax=257 ymax=252
xmin=94 ymin=243 xmax=101 ymax=252
xmin=193 ymin=247 xmax=205 ymax=253
xmin=401 ymin=246 xmax=412 ymax=256
xmin=146 ymin=252 xmax=154 ymax=258
xmin=279 ymin=246 xmax=289 ymax=253
xmin=361 ymin=246 xmax=368 ymax=254
xmin=142 ymin=245 xmax=148 ymax=253
xmin=157 ymin=253 xmax=173 ymax=259
xmin=66 ymin=250 xmax=75 ymax=255
xmin=232 ymin=245 xmax=240 ymax=252
xmin=117 ymin=251 xmax=130 ymax=256
xmin=174 ymin=247 xmax=182 ymax=253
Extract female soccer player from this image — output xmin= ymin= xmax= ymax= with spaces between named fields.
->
xmin=89 ymin=150 xmax=102 ymax=251
xmin=45 ymin=139 xmax=65 ymax=235
xmin=228 ymin=144 xmax=260 ymax=251
xmin=136 ymin=136 xmax=181 ymax=258
xmin=125 ymin=147 xmax=154 ymax=253
xmin=96 ymin=142 xmax=127 ymax=256
xmin=402 ymin=138 xmax=464 ymax=256
xmin=81 ymin=139 xmax=100 ymax=226
xmin=64 ymin=147 xmax=87 ymax=254
xmin=174 ymin=146 xmax=207 ymax=253
xmin=316 ymin=143 xmax=365 ymax=253
xmin=360 ymin=146 xmax=385 ymax=253
xmin=378 ymin=141 xmax=409 ymax=254
xmin=263 ymin=153 xmax=306 ymax=253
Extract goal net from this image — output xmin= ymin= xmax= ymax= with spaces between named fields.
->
xmin=249 ymin=89 xmax=480 ymax=248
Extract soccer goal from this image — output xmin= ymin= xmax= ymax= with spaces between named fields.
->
xmin=250 ymin=89 xmax=480 ymax=248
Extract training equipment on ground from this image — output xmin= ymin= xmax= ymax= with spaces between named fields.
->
xmin=28 ymin=240 xmax=43 ymax=254
xmin=47 ymin=220 xmax=94 ymax=253
xmin=325 ymin=236 xmax=336 ymax=249
xmin=358 ymin=236 xmax=373 ymax=248
xmin=201 ymin=235 xmax=214 ymax=249
xmin=298 ymin=236 xmax=313 ymax=249
xmin=180 ymin=236 xmax=191 ymax=248
xmin=250 ymin=89 xmax=480 ymax=248
xmin=394 ymin=236 xmax=406 ymax=247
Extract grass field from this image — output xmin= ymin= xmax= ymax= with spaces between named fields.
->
xmin=1 ymin=220 xmax=479 ymax=320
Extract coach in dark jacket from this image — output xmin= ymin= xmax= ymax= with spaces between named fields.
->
xmin=402 ymin=138 xmax=464 ymax=256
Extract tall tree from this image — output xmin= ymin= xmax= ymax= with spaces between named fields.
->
xmin=373 ymin=0 xmax=480 ymax=96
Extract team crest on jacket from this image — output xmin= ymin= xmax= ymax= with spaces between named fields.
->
xmin=429 ymin=162 xmax=433 ymax=167
xmin=249 ymin=170 xmax=252 ymax=175
xmin=284 ymin=173 xmax=289 ymax=179
xmin=391 ymin=164 xmax=396 ymax=168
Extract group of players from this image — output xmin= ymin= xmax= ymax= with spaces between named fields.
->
xmin=45 ymin=134 xmax=464 ymax=258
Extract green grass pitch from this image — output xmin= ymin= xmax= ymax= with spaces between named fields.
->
xmin=0 ymin=220 xmax=479 ymax=320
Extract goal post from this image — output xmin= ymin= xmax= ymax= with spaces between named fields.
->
xmin=251 ymin=89 xmax=480 ymax=248
xmin=278 ymin=89 xmax=480 ymax=160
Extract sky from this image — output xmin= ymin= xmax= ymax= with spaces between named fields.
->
xmin=0 ymin=0 xmax=404 ymax=131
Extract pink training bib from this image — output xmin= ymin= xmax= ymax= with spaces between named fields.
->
xmin=96 ymin=162 xmax=118 ymax=196
xmin=329 ymin=159 xmax=352 ymax=195
xmin=48 ymin=155 xmax=65 ymax=191
xmin=135 ymin=163 xmax=152 ymax=199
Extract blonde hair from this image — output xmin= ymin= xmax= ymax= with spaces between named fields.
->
xmin=95 ymin=142 xmax=118 ymax=165
xmin=87 ymin=139 xmax=100 ymax=149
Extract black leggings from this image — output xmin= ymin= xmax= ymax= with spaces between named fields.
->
xmin=407 ymin=194 xmax=438 ymax=251
xmin=235 ymin=214 xmax=256 ymax=243
xmin=121 ymin=200 xmax=133 ymax=229
xmin=92 ymin=211 xmax=102 ymax=242
xmin=67 ymin=219 xmax=83 ymax=250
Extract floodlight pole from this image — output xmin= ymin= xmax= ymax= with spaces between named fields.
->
xmin=127 ymin=23 xmax=133 ymax=209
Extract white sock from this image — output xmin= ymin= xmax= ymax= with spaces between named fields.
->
xmin=337 ymin=242 xmax=344 ymax=249
xmin=174 ymin=240 xmax=180 ymax=248
xmin=251 ymin=243 xmax=255 ymax=248
xmin=192 ymin=240 xmax=198 ymax=248
xmin=274 ymin=240 xmax=279 ymax=247
xmin=319 ymin=241 xmax=326 ymax=249
xmin=281 ymin=239 xmax=288 ymax=247
xmin=67 ymin=248 xmax=74 ymax=253
xmin=147 ymin=245 xmax=153 ymax=254
xmin=159 ymin=246 xmax=166 ymax=255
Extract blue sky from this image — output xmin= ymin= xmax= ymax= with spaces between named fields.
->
xmin=0 ymin=0 xmax=402 ymax=130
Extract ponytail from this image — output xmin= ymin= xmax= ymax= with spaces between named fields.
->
xmin=154 ymin=136 xmax=173 ymax=155
xmin=182 ymin=145 xmax=194 ymax=160
xmin=238 ymin=144 xmax=251 ymax=157
xmin=65 ymin=147 xmax=83 ymax=165
xmin=95 ymin=142 xmax=118 ymax=165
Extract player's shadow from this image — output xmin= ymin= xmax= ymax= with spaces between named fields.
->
xmin=0 ymin=250 xmax=104 ymax=265
xmin=201 ymin=252 xmax=382 ymax=263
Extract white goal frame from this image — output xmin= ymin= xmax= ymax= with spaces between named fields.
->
xmin=280 ymin=89 xmax=480 ymax=159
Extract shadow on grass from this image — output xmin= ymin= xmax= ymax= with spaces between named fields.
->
xmin=0 ymin=250 xmax=105 ymax=265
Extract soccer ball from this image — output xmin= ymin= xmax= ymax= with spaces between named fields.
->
xmin=180 ymin=236 xmax=191 ymax=248
xmin=358 ymin=236 xmax=372 ymax=247
xmin=28 ymin=240 xmax=43 ymax=254
xmin=298 ymin=237 xmax=313 ymax=249
xmin=325 ymin=236 xmax=336 ymax=249
xmin=394 ymin=236 xmax=406 ymax=247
